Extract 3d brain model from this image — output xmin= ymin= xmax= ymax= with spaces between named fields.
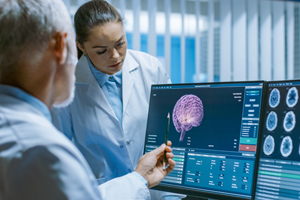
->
xmin=172 ymin=94 xmax=204 ymax=142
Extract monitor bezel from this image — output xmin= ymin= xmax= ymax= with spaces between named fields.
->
xmin=253 ymin=79 xmax=300 ymax=200
xmin=266 ymin=79 xmax=300 ymax=85
xmin=143 ymin=80 xmax=268 ymax=200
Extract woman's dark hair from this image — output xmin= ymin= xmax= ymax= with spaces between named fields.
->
xmin=74 ymin=0 xmax=123 ymax=59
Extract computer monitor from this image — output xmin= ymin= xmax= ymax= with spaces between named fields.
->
xmin=254 ymin=80 xmax=300 ymax=200
xmin=144 ymin=81 xmax=266 ymax=200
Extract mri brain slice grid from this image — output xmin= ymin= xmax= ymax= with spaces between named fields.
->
xmin=263 ymin=135 xmax=275 ymax=156
xmin=283 ymin=111 xmax=296 ymax=132
xmin=280 ymin=136 xmax=293 ymax=157
xmin=286 ymin=87 xmax=299 ymax=108
xmin=266 ymin=111 xmax=278 ymax=131
xmin=269 ymin=88 xmax=280 ymax=108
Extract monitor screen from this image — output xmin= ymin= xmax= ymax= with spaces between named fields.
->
xmin=144 ymin=81 xmax=266 ymax=200
xmin=255 ymin=80 xmax=300 ymax=200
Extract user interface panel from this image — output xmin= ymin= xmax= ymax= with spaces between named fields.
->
xmin=255 ymin=80 xmax=300 ymax=200
xmin=144 ymin=81 xmax=265 ymax=199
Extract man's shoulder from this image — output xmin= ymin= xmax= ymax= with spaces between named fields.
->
xmin=0 ymin=101 xmax=54 ymax=131
xmin=0 ymin=103 xmax=68 ymax=166
xmin=0 ymin=119 xmax=99 ymax=200
xmin=0 ymin=100 xmax=88 ymax=177
xmin=0 ymin=98 xmax=72 ymax=151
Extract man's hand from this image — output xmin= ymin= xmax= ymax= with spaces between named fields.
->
xmin=135 ymin=141 xmax=175 ymax=188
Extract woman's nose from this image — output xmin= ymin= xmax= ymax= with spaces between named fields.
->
xmin=110 ymin=48 xmax=120 ymax=59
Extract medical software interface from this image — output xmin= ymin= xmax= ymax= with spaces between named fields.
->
xmin=145 ymin=82 xmax=264 ymax=199
xmin=255 ymin=81 xmax=300 ymax=200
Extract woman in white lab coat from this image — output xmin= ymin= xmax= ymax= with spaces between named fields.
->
xmin=52 ymin=0 xmax=184 ymax=199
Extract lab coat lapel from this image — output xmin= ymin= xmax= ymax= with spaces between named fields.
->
xmin=76 ymin=56 xmax=116 ymax=118
xmin=122 ymin=52 xmax=138 ymax=114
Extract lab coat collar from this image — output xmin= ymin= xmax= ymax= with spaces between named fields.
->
xmin=86 ymin=55 xmax=108 ymax=87
xmin=75 ymin=55 xmax=93 ymax=83
xmin=75 ymin=55 xmax=116 ymax=118
xmin=122 ymin=50 xmax=138 ymax=113
xmin=75 ymin=50 xmax=139 ymax=120
xmin=123 ymin=49 xmax=139 ymax=73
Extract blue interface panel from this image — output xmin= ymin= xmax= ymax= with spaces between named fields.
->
xmin=255 ymin=81 xmax=300 ymax=200
xmin=144 ymin=82 xmax=264 ymax=199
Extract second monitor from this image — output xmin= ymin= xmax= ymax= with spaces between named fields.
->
xmin=255 ymin=80 xmax=300 ymax=200
xmin=144 ymin=81 xmax=266 ymax=200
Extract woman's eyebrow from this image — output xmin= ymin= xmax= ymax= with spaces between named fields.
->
xmin=92 ymin=45 xmax=107 ymax=48
xmin=115 ymin=35 xmax=124 ymax=44
xmin=92 ymin=35 xmax=124 ymax=48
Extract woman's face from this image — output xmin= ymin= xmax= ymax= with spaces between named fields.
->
xmin=77 ymin=22 xmax=127 ymax=75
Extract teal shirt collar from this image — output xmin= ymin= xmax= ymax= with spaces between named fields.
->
xmin=0 ymin=85 xmax=52 ymax=121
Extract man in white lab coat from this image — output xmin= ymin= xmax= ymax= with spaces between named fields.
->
xmin=0 ymin=0 xmax=175 ymax=199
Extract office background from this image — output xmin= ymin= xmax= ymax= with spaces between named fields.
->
xmin=63 ymin=0 xmax=300 ymax=84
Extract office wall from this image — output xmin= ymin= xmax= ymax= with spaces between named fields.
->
xmin=63 ymin=0 xmax=300 ymax=83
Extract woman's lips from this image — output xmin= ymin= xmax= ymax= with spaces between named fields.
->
xmin=109 ymin=61 xmax=122 ymax=68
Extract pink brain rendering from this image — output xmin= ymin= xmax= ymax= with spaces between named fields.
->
xmin=172 ymin=94 xmax=204 ymax=142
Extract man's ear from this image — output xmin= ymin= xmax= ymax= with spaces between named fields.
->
xmin=53 ymin=32 xmax=68 ymax=65
xmin=76 ymin=41 xmax=86 ymax=55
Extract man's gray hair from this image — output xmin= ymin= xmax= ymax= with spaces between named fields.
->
xmin=0 ymin=0 xmax=73 ymax=75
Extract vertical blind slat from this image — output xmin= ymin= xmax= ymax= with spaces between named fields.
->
xmin=148 ymin=0 xmax=157 ymax=56
xmin=272 ymin=1 xmax=286 ymax=80
xmin=195 ymin=0 xmax=201 ymax=83
xmin=181 ymin=0 xmax=186 ymax=83
xmin=232 ymin=0 xmax=247 ymax=81
xmin=220 ymin=0 xmax=232 ymax=82
xmin=164 ymin=0 xmax=171 ymax=76
xmin=132 ymin=0 xmax=141 ymax=51
xmin=119 ymin=0 xmax=126 ymax=19
xmin=287 ymin=2 xmax=295 ymax=80
xmin=247 ymin=0 xmax=259 ymax=80
xmin=64 ymin=1 xmax=300 ymax=84
xmin=77 ymin=0 xmax=85 ymax=7
xmin=260 ymin=0 xmax=272 ymax=81
xmin=207 ymin=0 xmax=214 ymax=82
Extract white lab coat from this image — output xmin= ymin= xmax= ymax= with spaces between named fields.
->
xmin=52 ymin=49 xmax=171 ymax=183
xmin=0 ymin=90 xmax=150 ymax=200
xmin=52 ymin=49 xmax=180 ymax=199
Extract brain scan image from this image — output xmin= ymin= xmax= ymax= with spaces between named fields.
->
xmin=286 ymin=87 xmax=299 ymax=108
xmin=283 ymin=111 xmax=296 ymax=132
xmin=263 ymin=135 xmax=275 ymax=156
xmin=173 ymin=94 xmax=204 ymax=142
xmin=266 ymin=111 xmax=278 ymax=131
xmin=269 ymin=88 xmax=280 ymax=108
xmin=280 ymin=136 xmax=293 ymax=157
